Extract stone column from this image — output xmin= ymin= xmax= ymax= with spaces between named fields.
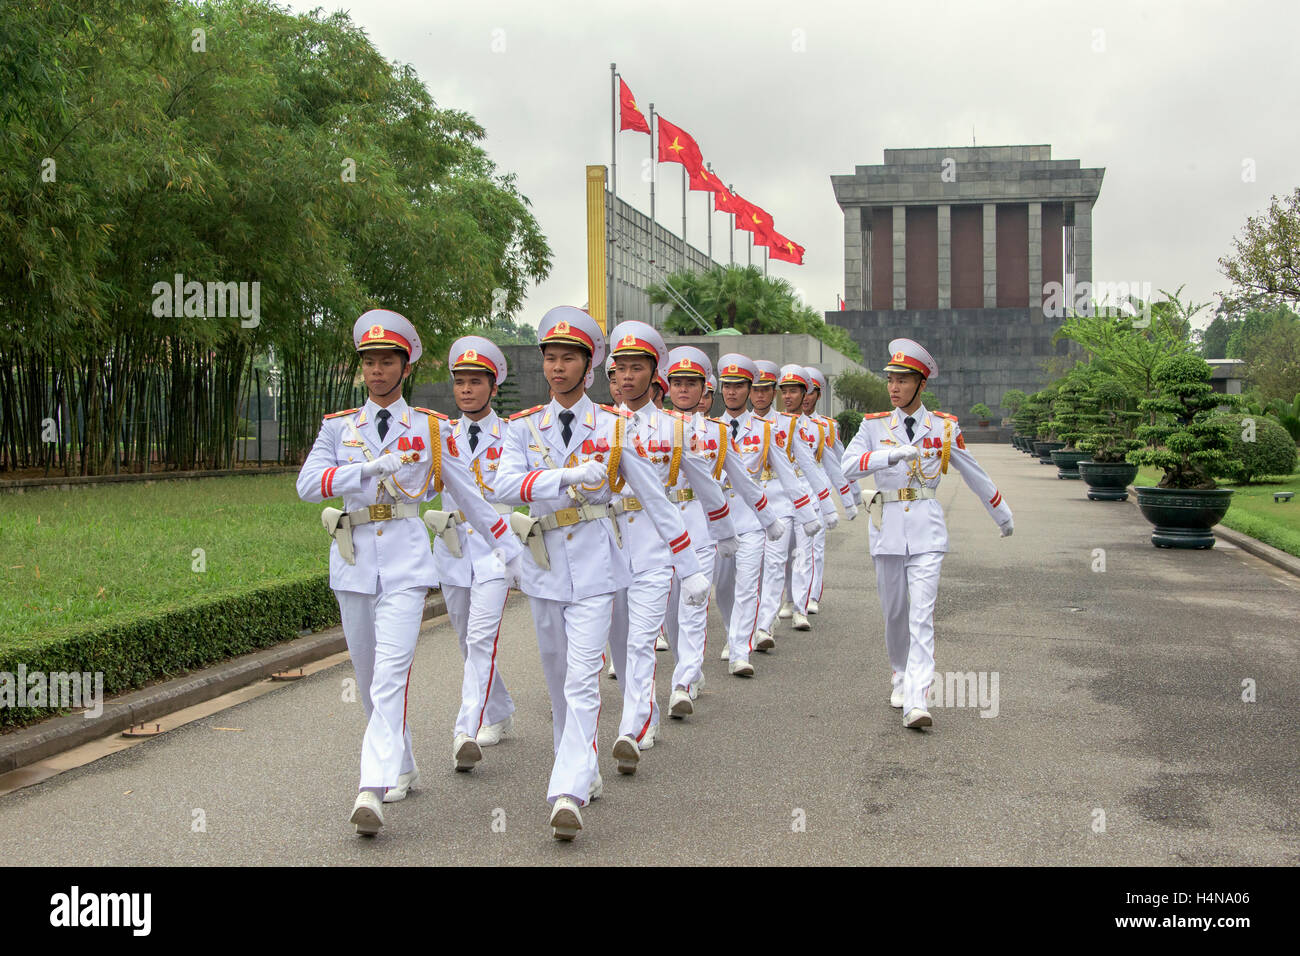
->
xmin=937 ymin=204 xmax=952 ymax=309
xmin=1074 ymin=200 xmax=1093 ymax=313
xmin=892 ymin=204 xmax=906 ymax=310
xmin=843 ymin=206 xmax=865 ymax=309
xmin=982 ymin=202 xmax=997 ymax=307
xmin=1028 ymin=201 xmax=1042 ymax=320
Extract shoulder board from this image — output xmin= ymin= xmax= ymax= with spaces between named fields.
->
xmin=323 ymin=408 xmax=359 ymax=420
xmin=707 ymin=416 xmax=727 ymax=427
xmin=934 ymin=411 xmax=958 ymax=421
xmin=664 ymin=408 xmax=689 ymax=421
xmin=598 ymin=403 xmax=634 ymax=419
xmin=863 ymin=411 xmax=891 ymax=420
xmin=509 ymin=405 xmax=544 ymax=421
xmin=413 ymin=406 xmax=449 ymax=420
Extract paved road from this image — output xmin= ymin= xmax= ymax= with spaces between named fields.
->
xmin=3 ymin=446 xmax=1297 ymax=864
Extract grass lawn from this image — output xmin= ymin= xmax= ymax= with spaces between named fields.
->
xmin=1134 ymin=467 xmax=1300 ymax=558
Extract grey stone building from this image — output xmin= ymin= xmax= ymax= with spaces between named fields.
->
xmin=827 ymin=145 xmax=1103 ymax=421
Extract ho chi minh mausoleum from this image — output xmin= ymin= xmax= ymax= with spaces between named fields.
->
xmin=826 ymin=145 xmax=1104 ymax=421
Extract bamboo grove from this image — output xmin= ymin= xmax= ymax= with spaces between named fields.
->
xmin=1 ymin=0 xmax=550 ymax=476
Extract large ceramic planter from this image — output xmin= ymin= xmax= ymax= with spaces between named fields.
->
xmin=1034 ymin=440 xmax=1065 ymax=464
xmin=1049 ymin=448 xmax=1090 ymax=479
xmin=1134 ymin=486 xmax=1234 ymax=549
xmin=1077 ymin=460 xmax=1139 ymax=501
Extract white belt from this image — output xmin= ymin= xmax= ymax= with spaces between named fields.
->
xmin=345 ymin=502 xmax=420 ymax=525
xmin=454 ymin=501 xmax=513 ymax=521
xmin=611 ymin=489 xmax=693 ymax=514
xmin=867 ymin=487 xmax=938 ymax=531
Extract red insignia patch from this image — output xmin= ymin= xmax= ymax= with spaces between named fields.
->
xmin=447 ymin=435 xmax=459 ymax=456
xmin=486 ymin=447 xmax=501 ymax=459
xmin=582 ymin=439 xmax=595 ymax=454
xmin=398 ymin=437 xmax=411 ymax=451
xmin=956 ymin=434 xmax=966 ymax=450
xmin=412 ymin=436 xmax=425 ymax=451
xmin=595 ymin=437 xmax=610 ymax=452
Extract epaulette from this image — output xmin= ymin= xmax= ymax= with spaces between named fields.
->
xmin=663 ymin=408 xmax=689 ymax=421
xmin=863 ymin=411 xmax=891 ymax=419
xmin=599 ymin=403 xmax=634 ymax=419
xmin=509 ymin=405 xmax=544 ymax=421
xmin=934 ymin=411 xmax=958 ymax=421
xmin=414 ymin=406 xmax=449 ymax=420
xmin=323 ymin=407 xmax=359 ymax=420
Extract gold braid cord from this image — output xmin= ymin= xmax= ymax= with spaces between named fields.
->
xmin=607 ymin=416 xmax=626 ymax=492
xmin=712 ymin=421 xmax=727 ymax=480
xmin=785 ymin=415 xmax=796 ymax=462
xmin=471 ymin=457 xmax=493 ymax=495
xmin=390 ymin=413 xmax=441 ymax=499
xmin=907 ymin=418 xmax=953 ymax=483
xmin=941 ymin=418 xmax=952 ymax=474
xmin=667 ymin=417 xmax=683 ymax=487
xmin=815 ymin=421 xmax=826 ymax=462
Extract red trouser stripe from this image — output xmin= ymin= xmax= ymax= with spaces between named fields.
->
xmin=475 ymin=589 xmax=511 ymax=734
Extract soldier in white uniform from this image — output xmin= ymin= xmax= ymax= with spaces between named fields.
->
xmin=606 ymin=324 xmax=737 ymax=760
xmin=695 ymin=374 xmax=716 ymax=416
xmin=748 ymin=360 xmax=836 ymax=651
xmin=494 ymin=307 xmax=711 ymax=840
xmin=296 ymin=311 xmax=523 ymax=836
xmin=432 ymin=336 xmax=517 ymax=773
xmin=661 ymin=346 xmax=778 ymax=707
xmin=776 ymin=364 xmax=849 ymax=632
xmin=841 ymin=338 xmax=1014 ymax=729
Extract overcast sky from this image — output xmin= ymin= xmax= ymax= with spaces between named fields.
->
xmin=292 ymin=0 xmax=1300 ymax=331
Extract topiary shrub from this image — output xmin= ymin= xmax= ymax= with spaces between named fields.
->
xmin=1208 ymin=413 xmax=1298 ymax=483
xmin=1129 ymin=354 xmax=1241 ymax=489
xmin=836 ymin=409 xmax=861 ymax=444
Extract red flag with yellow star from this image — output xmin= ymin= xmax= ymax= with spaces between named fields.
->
xmin=731 ymin=194 xmax=777 ymax=243
xmin=688 ymin=164 xmax=728 ymax=195
xmin=619 ymin=77 xmax=650 ymax=134
xmin=657 ymin=117 xmax=704 ymax=171
xmin=767 ymin=231 xmax=806 ymax=264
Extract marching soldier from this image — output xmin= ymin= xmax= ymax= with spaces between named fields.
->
xmin=695 ymin=374 xmax=716 ymax=416
xmin=432 ymin=336 xmax=517 ymax=771
xmin=774 ymin=364 xmax=842 ymax=632
xmin=841 ymin=338 xmax=1014 ymax=730
xmin=606 ymin=324 xmax=737 ymax=756
xmin=296 ymin=310 xmax=523 ymax=837
xmin=800 ymin=367 xmax=862 ymax=614
xmin=494 ymin=307 xmax=711 ymax=840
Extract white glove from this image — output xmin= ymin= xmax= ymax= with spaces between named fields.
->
xmin=765 ymin=520 xmax=785 ymax=542
xmin=503 ymin=554 xmax=523 ymax=588
xmin=999 ymin=518 xmax=1014 ymax=538
xmin=362 ymin=453 xmax=401 ymax=479
xmin=844 ymin=504 xmax=859 ymax=521
xmin=562 ymin=460 xmax=606 ymax=487
xmin=715 ymin=536 xmax=739 ymax=559
xmin=824 ymin=512 xmax=840 ymax=531
xmin=681 ymin=571 xmax=711 ymax=607
xmin=802 ymin=518 xmax=823 ymax=536
xmin=888 ymin=445 xmax=920 ymax=465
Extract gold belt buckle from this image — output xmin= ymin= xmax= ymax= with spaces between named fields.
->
xmin=676 ymin=488 xmax=694 ymax=502
xmin=623 ymin=496 xmax=642 ymax=512
xmin=553 ymin=507 xmax=580 ymax=527
xmin=760 ymin=470 xmax=774 ymax=482
xmin=898 ymin=488 xmax=917 ymax=502
xmin=368 ymin=503 xmax=393 ymax=521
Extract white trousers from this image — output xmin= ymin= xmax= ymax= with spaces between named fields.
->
xmin=757 ymin=516 xmax=793 ymax=634
xmin=442 ymin=581 xmax=514 ymax=739
xmin=872 ymin=551 xmax=945 ymax=713
xmin=528 ymin=592 xmax=614 ymax=805
xmin=788 ymin=517 xmax=818 ymax=614
xmin=812 ymin=523 xmax=827 ymax=603
xmin=608 ymin=566 xmax=673 ymax=741
xmin=664 ymin=544 xmax=717 ymax=693
xmin=336 ymin=584 xmax=426 ymax=789
xmin=714 ymin=529 xmax=766 ymax=659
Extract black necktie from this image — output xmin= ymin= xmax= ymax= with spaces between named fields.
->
xmin=559 ymin=410 xmax=574 ymax=447
xmin=904 ymin=416 xmax=915 ymax=442
xmin=730 ymin=418 xmax=740 ymax=440
xmin=468 ymin=423 xmax=480 ymax=453
xmin=376 ymin=408 xmax=391 ymax=442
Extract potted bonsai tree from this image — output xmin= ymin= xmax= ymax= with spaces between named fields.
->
xmin=1076 ymin=378 xmax=1143 ymax=500
xmin=1047 ymin=375 xmax=1093 ymax=479
xmin=969 ymin=402 xmax=993 ymax=427
xmin=1129 ymin=353 xmax=1241 ymax=548
xmin=1001 ymin=390 xmax=1027 ymax=447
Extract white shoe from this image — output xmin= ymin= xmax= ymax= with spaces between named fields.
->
xmin=588 ymin=773 xmax=604 ymax=802
xmin=350 ymin=791 xmax=384 ymax=835
xmin=453 ymin=732 xmax=482 ymax=771
xmin=656 ymin=629 xmax=670 ymax=651
xmin=476 ymin=715 xmax=512 ymax=747
xmin=613 ymin=735 xmax=640 ymax=775
xmin=689 ymin=676 xmax=703 ymax=700
xmin=807 ymin=599 xmax=820 ymax=614
xmin=890 ymin=686 xmax=905 ymax=709
xmin=720 ymin=645 xmax=730 ymax=661
xmin=550 ymin=797 xmax=583 ymax=841
xmin=729 ymin=657 xmax=754 ymax=678
xmin=792 ymin=612 xmax=811 ymax=631
xmin=382 ymin=764 xmax=420 ymax=803
xmin=778 ymin=602 xmax=794 ymax=620
xmin=754 ymin=629 xmax=775 ymax=652
xmin=607 ymin=655 xmax=617 ymax=678
xmin=904 ymin=708 xmax=933 ymax=729
xmin=639 ymin=723 xmax=657 ymax=750
xmin=669 ymin=687 xmax=694 ymax=718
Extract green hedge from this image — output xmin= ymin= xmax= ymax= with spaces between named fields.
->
xmin=0 ymin=571 xmax=339 ymax=728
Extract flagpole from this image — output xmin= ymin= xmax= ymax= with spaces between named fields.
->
xmin=609 ymin=63 xmax=617 ymax=326
xmin=681 ymin=165 xmax=687 ymax=272
xmin=764 ymin=245 xmax=768 ymax=277
xmin=706 ymin=162 xmax=713 ymax=265
xmin=649 ymin=102 xmax=656 ymax=278
xmin=728 ymin=182 xmax=735 ymax=266
xmin=747 ymin=231 xmax=752 ymax=268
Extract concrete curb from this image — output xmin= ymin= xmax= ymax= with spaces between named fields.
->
xmin=0 ymin=593 xmax=448 ymax=776
xmin=1125 ymin=484 xmax=1300 ymax=580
